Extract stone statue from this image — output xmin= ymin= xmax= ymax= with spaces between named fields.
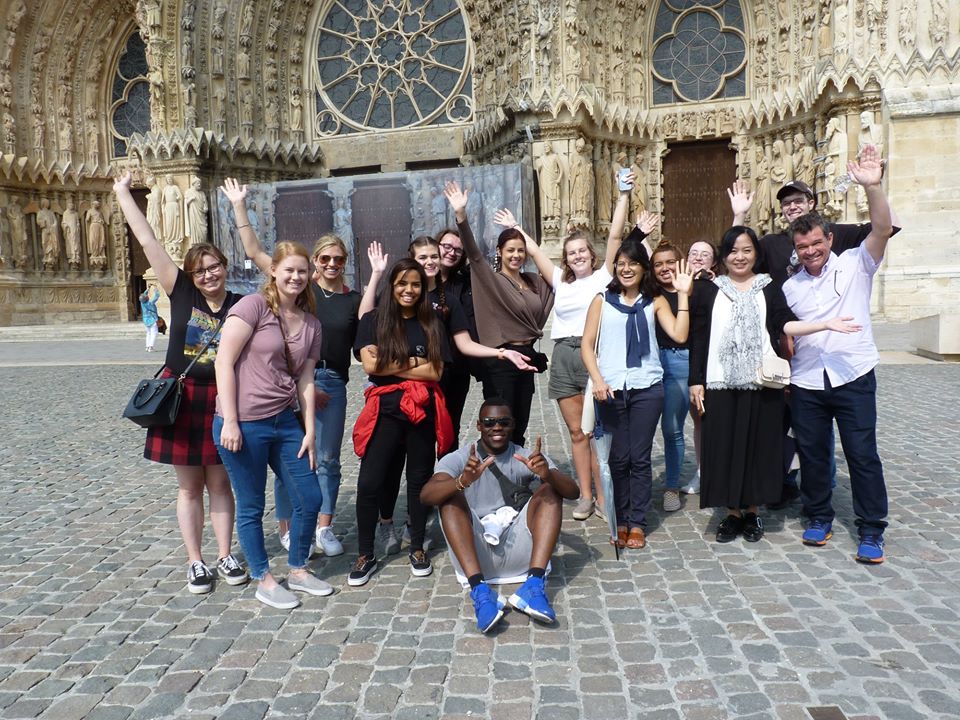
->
xmin=818 ymin=0 xmax=833 ymax=55
xmin=930 ymin=0 xmax=946 ymax=46
xmin=142 ymin=0 xmax=161 ymax=34
xmin=212 ymin=0 xmax=227 ymax=39
xmin=87 ymin=123 xmax=99 ymax=165
xmin=185 ymin=177 xmax=208 ymax=243
xmin=85 ymin=199 xmax=107 ymax=270
xmin=240 ymin=89 xmax=253 ymax=126
xmin=265 ymin=96 xmax=279 ymax=142
xmin=333 ymin=198 xmax=352 ymax=245
xmin=240 ymin=4 xmax=254 ymax=43
xmin=857 ymin=110 xmax=882 ymax=158
xmin=161 ymin=175 xmax=183 ymax=255
xmin=58 ymin=119 xmax=73 ymax=163
xmin=237 ymin=50 xmax=250 ymax=80
xmin=148 ymin=66 xmax=163 ymax=118
xmin=822 ymin=116 xmax=846 ymax=216
xmin=7 ymin=196 xmax=27 ymax=268
xmin=630 ymin=154 xmax=648 ymax=213
xmin=771 ymin=139 xmax=790 ymax=192
xmin=897 ymin=1 xmax=914 ymax=50
xmin=568 ymin=137 xmax=593 ymax=223
xmin=61 ymin=196 xmax=81 ymax=268
xmin=834 ymin=0 xmax=849 ymax=50
xmin=535 ymin=142 xmax=563 ymax=220
xmin=611 ymin=150 xmax=628 ymax=206
xmin=2 ymin=111 xmax=14 ymax=154
xmin=37 ymin=198 xmax=59 ymax=270
xmin=430 ymin=186 xmax=446 ymax=234
xmin=792 ymin=133 xmax=814 ymax=185
xmin=595 ymin=145 xmax=613 ymax=224
xmin=754 ymin=145 xmax=773 ymax=229
xmin=290 ymin=90 xmax=303 ymax=133
xmin=146 ymin=176 xmax=163 ymax=240
xmin=565 ymin=43 xmax=580 ymax=87
xmin=110 ymin=197 xmax=128 ymax=281
xmin=6 ymin=1 xmax=27 ymax=32
xmin=212 ymin=83 xmax=226 ymax=134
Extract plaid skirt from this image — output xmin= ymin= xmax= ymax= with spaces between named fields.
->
xmin=144 ymin=369 xmax=222 ymax=466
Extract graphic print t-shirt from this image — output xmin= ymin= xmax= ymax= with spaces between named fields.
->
xmin=163 ymin=269 xmax=243 ymax=381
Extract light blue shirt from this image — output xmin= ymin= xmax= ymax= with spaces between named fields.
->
xmin=597 ymin=297 xmax=662 ymax=391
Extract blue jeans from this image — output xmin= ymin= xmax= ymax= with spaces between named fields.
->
xmin=790 ymin=370 xmax=887 ymax=533
xmin=659 ymin=348 xmax=689 ymax=490
xmin=213 ymin=409 xmax=322 ymax=580
xmin=275 ymin=368 xmax=347 ymax=520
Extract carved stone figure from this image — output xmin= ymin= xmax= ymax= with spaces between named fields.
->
xmin=143 ymin=0 xmax=161 ymax=34
xmin=818 ymin=0 xmax=833 ymax=54
xmin=211 ymin=45 xmax=223 ymax=76
xmin=754 ymin=145 xmax=773 ymax=229
xmin=87 ymin=123 xmax=99 ymax=165
xmin=630 ymin=154 xmax=648 ymax=213
xmin=535 ymin=142 xmax=563 ymax=220
xmin=930 ymin=0 xmax=946 ymax=46
xmin=212 ymin=83 xmax=226 ymax=134
xmin=6 ymin=1 xmax=26 ymax=32
xmin=568 ymin=137 xmax=593 ymax=223
xmin=212 ymin=0 xmax=227 ymax=39
xmin=7 ymin=196 xmax=27 ymax=268
xmin=61 ymin=196 xmax=81 ymax=268
xmin=857 ymin=110 xmax=883 ymax=157
xmin=834 ymin=0 xmax=849 ymax=50
xmin=240 ymin=4 xmax=254 ymax=44
xmin=565 ymin=43 xmax=580 ymax=87
xmin=290 ymin=90 xmax=302 ymax=133
xmin=110 ymin=197 xmax=128 ymax=282
xmin=161 ymin=175 xmax=183 ymax=255
xmin=85 ymin=199 xmax=107 ymax=270
xmin=148 ymin=66 xmax=163 ymax=126
xmin=146 ymin=176 xmax=163 ymax=240
xmin=897 ymin=1 xmax=914 ymax=50
xmin=595 ymin=145 xmax=613 ymax=224
xmin=2 ymin=110 xmax=14 ymax=154
xmin=58 ymin=120 xmax=72 ymax=163
xmin=822 ymin=116 xmax=846 ymax=216
xmin=265 ymin=96 xmax=279 ymax=142
xmin=612 ymin=150 xmax=628 ymax=206
xmin=629 ymin=56 xmax=645 ymax=103
xmin=37 ymin=198 xmax=59 ymax=270
xmin=771 ymin=139 xmax=791 ymax=192
xmin=185 ymin=177 xmax=208 ymax=243
xmin=792 ymin=133 xmax=814 ymax=185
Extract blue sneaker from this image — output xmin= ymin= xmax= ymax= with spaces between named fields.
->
xmin=470 ymin=582 xmax=506 ymax=633
xmin=802 ymin=520 xmax=833 ymax=546
xmin=509 ymin=576 xmax=556 ymax=624
xmin=856 ymin=533 xmax=885 ymax=564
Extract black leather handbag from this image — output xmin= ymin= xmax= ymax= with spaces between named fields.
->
xmin=122 ymin=318 xmax=225 ymax=428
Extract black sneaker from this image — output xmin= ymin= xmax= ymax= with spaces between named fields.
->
xmin=409 ymin=549 xmax=433 ymax=577
xmin=187 ymin=561 xmax=214 ymax=594
xmin=742 ymin=513 xmax=764 ymax=542
xmin=347 ymin=555 xmax=377 ymax=587
xmin=715 ymin=515 xmax=744 ymax=543
xmin=216 ymin=554 xmax=250 ymax=585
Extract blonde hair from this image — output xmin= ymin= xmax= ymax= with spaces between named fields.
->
xmin=559 ymin=229 xmax=600 ymax=283
xmin=311 ymin=233 xmax=348 ymax=261
xmin=261 ymin=242 xmax=316 ymax=316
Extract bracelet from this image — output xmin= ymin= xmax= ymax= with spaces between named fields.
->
xmin=497 ymin=348 xmax=505 ymax=360
xmin=455 ymin=474 xmax=466 ymax=491
xmin=677 ymin=309 xmax=689 ymax=312
xmin=236 ymin=223 xmax=250 ymax=229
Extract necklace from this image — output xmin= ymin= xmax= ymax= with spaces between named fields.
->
xmin=318 ymin=283 xmax=341 ymax=299
xmin=499 ymin=271 xmax=525 ymax=292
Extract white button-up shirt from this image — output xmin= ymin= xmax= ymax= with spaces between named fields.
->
xmin=782 ymin=246 xmax=881 ymax=390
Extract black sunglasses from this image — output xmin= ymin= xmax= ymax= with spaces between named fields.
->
xmin=480 ymin=416 xmax=514 ymax=428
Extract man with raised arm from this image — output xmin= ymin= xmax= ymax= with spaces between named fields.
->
xmin=781 ymin=144 xmax=893 ymax=564
xmin=421 ymin=399 xmax=579 ymax=633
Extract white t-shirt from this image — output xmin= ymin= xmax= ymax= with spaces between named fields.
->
xmin=549 ymin=265 xmax=613 ymax=339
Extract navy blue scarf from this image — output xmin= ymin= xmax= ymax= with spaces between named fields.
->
xmin=604 ymin=291 xmax=651 ymax=367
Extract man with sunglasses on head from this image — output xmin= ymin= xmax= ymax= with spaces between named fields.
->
xmin=421 ymin=399 xmax=579 ymax=633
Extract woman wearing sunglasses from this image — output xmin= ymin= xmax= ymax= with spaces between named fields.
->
xmin=222 ymin=179 xmax=379 ymax=560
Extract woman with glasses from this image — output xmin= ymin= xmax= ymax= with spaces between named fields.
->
xmin=222 ymin=179 xmax=378 ymax=561
xmin=114 ymin=172 xmax=248 ymax=595
xmin=581 ymin=242 xmax=693 ymax=550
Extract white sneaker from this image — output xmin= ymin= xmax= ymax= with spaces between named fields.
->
xmin=279 ymin=531 xmax=291 ymax=551
xmin=680 ymin=469 xmax=701 ymax=495
xmin=378 ymin=522 xmax=400 ymax=555
xmin=316 ymin=526 xmax=344 ymax=556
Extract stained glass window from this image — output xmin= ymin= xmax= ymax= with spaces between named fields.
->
xmin=109 ymin=32 xmax=151 ymax=157
xmin=651 ymin=0 xmax=747 ymax=105
xmin=313 ymin=0 xmax=473 ymax=136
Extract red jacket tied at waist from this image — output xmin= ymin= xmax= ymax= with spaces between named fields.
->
xmin=352 ymin=380 xmax=454 ymax=458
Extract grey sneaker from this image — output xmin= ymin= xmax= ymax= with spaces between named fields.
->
xmin=255 ymin=583 xmax=300 ymax=609
xmin=287 ymin=571 xmax=335 ymax=597
xmin=378 ymin=522 xmax=400 ymax=555
xmin=316 ymin=526 xmax=344 ymax=557
xmin=572 ymin=497 xmax=594 ymax=520
xmin=680 ymin=469 xmax=701 ymax=495
xmin=594 ymin=504 xmax=607 ymax=522
xmin=663 ymin=490 xmax=682 ymax=512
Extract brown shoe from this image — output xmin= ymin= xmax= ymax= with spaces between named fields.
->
xmin=626 ymin=527 xmax=646 ymax=549
xmin=612 ymin=526 xmax=628 ymax=548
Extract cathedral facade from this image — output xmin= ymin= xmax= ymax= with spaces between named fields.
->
xmin=0 ymin=0 xmax=957 ymax=325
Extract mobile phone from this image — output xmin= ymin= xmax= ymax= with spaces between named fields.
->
xmin=617 ymin=168 xmax=633 ymax=192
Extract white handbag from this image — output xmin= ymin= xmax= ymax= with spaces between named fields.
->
xmin=757 ymin=354 xmax=791 ymax=389
xmin=580 ymin=305 xmax=603 ymax=434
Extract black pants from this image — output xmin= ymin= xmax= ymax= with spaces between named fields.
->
xmin=356 ymin=405 xmax=436 ymax=557
xmin=440 ymin=366 xmax=472 ymax=450
xmin=482 ymin=357 xmax=536 ymax=446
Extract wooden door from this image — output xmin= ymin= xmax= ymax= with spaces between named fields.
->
xmin=661 ymin=140 xmax=737 ymax=253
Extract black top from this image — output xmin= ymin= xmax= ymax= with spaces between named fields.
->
xmin=655 ymin=290 xmax=687 ymax=350
xmin=312 ymin=284 xmax=362 ymax=379
xmin=443 ymin=269 xmax=478 ymax=341
xmin=759 ymin=222 xmax=883 ymax=289
xmin=164 ymin=269 xmax=242 ymax=381
xmin=429 ymin=286 xmax=471 ymax=366
xmin=687 ymin=278 xmax=797 ymax=387
xmin=354 ymin=311 xmax=452 ymax=386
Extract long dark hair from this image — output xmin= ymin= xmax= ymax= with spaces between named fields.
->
xmin=374 ymin=259 xmax=443 ymax=375
xmin=408 ymin=235 xmax=449 ymax=319
xmin=607 ymin=241 xmax=658 ymax=298
xmin=719 ymin=225 xmax=763 ymax=275
xmin=494 ymin=227 xmax=525 ymax=272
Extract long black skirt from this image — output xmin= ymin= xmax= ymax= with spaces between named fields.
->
xmin=699 ymin=387 xmax=784 ymax=510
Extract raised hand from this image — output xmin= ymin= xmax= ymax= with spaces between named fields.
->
xmin=462 ymin=443 xmax=495 ymax=487
xmin=220 ymin=177 xmax=248 ymax=205
xmin=443 ymin=180 xmax=468 ymax=214
xmin=493 ymin=208 xmax=517 ymax=228
xmin=367 ymin=241 xmax=389 ymax=275
xmin=824 ymin=316 xmax=863 ymax=334
xmin=672 ymin=258 xmax=694 ymax=296
xmin=636 ymin=210 xmax=660 ymax=235
xmin=113 ymin=171 xmax=133 ymax=194
xmin=513 ymin=437 xmax=550 ymax=480
xmin=848 ymin=143 xmax=883 ymax=187
xmin=617 ymin=170 xmax=636 ymax=191
xmin=727 ymin=180 xmax=754 ymax=218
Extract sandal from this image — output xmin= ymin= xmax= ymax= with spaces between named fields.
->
xmin=612 ymin=527 xmax=627 ymax=548
xmin=626 ymin=527 xmax=646 ymax=549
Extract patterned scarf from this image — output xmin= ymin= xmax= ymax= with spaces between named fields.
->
xmin=712 ymin=275 xmax=770 ymax=389
xmin=604 ymin=291 xmax=651 ymax=367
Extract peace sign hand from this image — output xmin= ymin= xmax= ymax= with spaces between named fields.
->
xmin=513 ymin=437 xmax=550 ymax=480
xmin=462 ymin=443 xmax=495 ymax=487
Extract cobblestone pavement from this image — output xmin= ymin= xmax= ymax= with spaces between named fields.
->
xmin=1 ymin=350 xmax=959 ymax=720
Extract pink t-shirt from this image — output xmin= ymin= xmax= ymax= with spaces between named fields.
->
xmin=216 ymin=294 xmax=322 ymax=421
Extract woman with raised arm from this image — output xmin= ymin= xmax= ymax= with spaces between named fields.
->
xmin=349 ymin=259 xmax=454 ymax=586
xmin=222 ymin=178 xmax=379 ymax=560
xmin=688 ymin=226 xmax=862 ymax=544
xmin=113 ymin=172 xmax=248 ymax=596
xmin=443 ymin=181 xmax=553 ymax=448
xmin=493 ymin=171 xmax=659 ymax=521
xmin=213 ymin=242 xmax=331 ymax=610
xmin=581 ymin=243 xmax=693 ymax=550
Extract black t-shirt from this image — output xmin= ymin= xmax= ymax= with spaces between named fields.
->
xmin=443 ymin=270 xmax=478 ymax=341
xmin=164 ymin=269 xmax=243 ymax=381
xmin=312 ymin=284 xmax=362 ymax=378
xmin=760 ymin=222 xmax=872 ymax=289
xmin=354 ymin=311 xmax=451 ymax=386
xmin=655 ymin=290 xmax=688 ymax=350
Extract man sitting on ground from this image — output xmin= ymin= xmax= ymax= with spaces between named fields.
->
xmin=421 ymin=399 xmax=579 ymax=633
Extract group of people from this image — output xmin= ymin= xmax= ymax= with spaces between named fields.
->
xmin=116 ymin=143 xmax=894 ymax=630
